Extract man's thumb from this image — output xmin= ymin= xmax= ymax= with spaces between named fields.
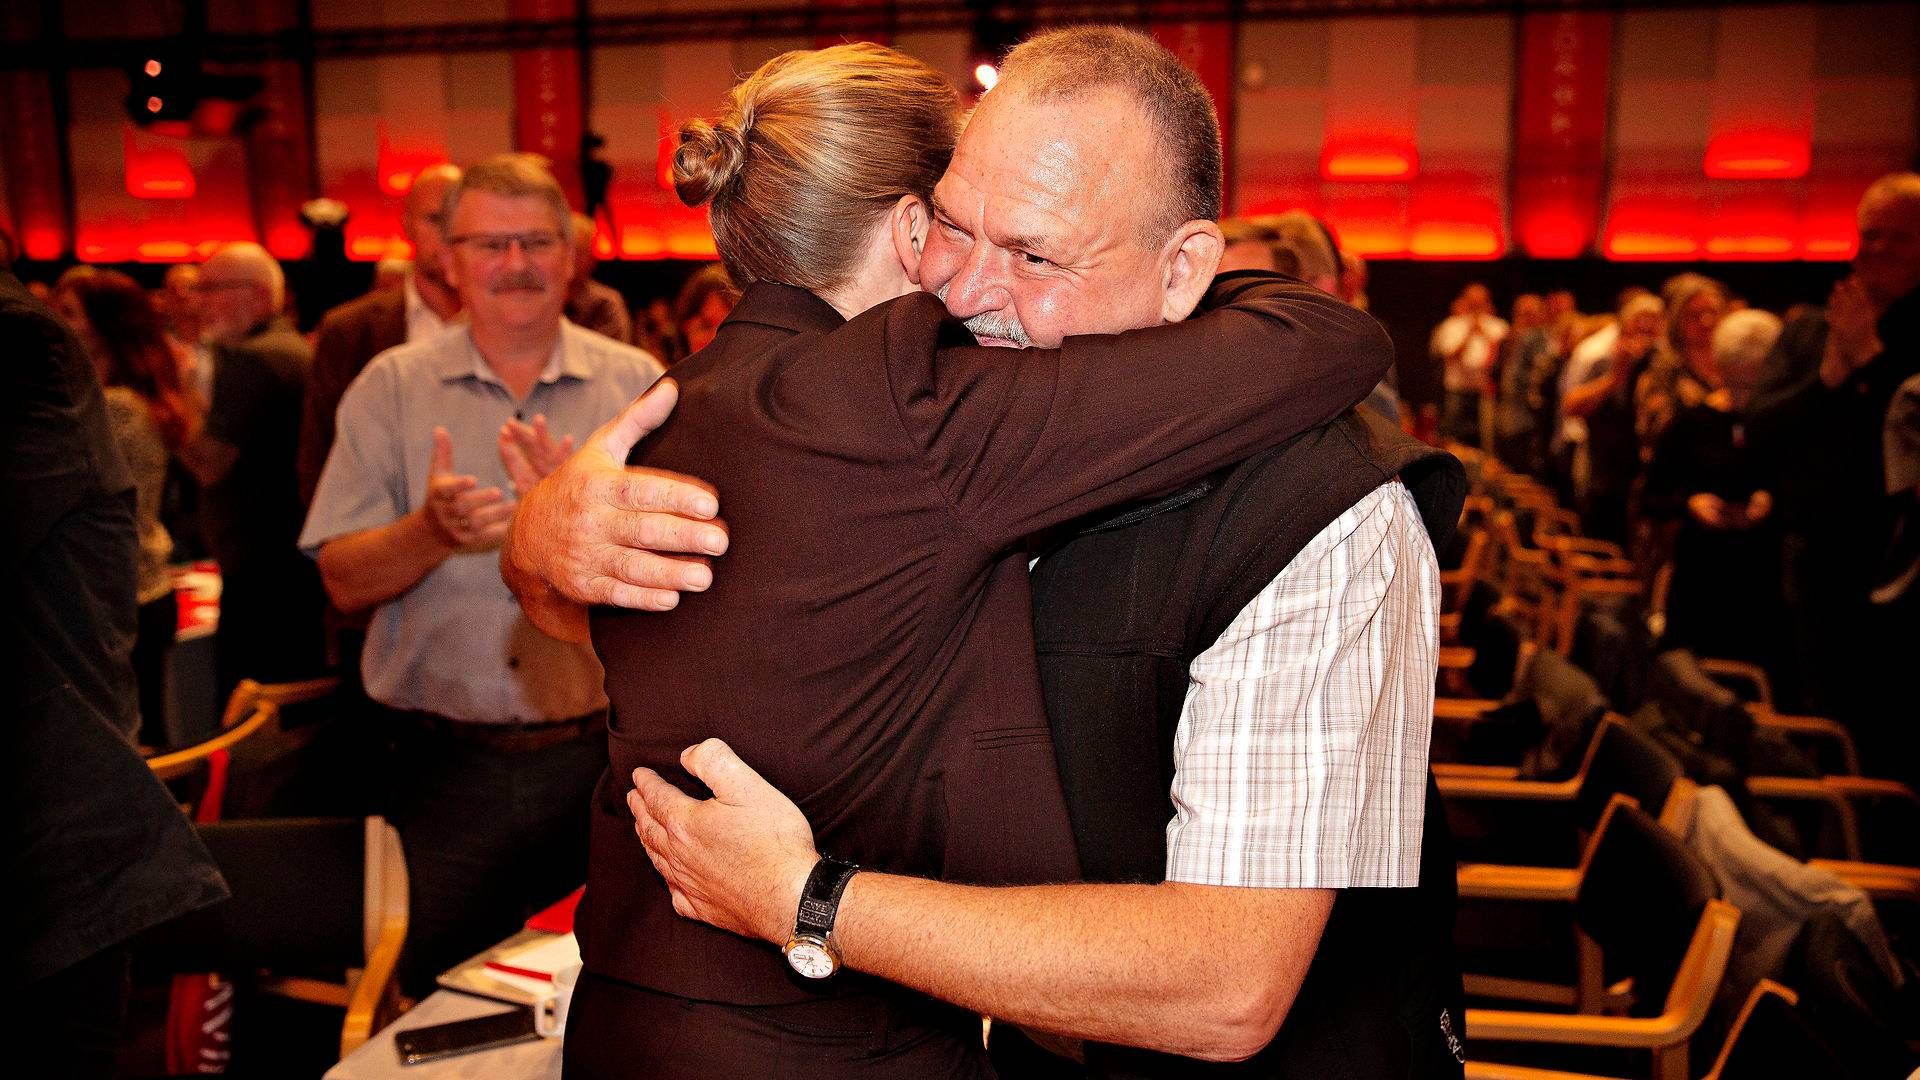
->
xmin=595 ymin=378 xmax=678 ymax=460
xmin=681 ymin=738 xmax=767 ymax=803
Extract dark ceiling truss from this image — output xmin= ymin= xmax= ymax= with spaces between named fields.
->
xmin=0 ymin=1 xmax=1829 ymax=70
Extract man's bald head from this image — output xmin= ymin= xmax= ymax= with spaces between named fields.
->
xmin=993 ymin=26 xmax=1222 ymax=247
xmin=404 ymin=163 xmax=462 ymax=291
xmin=199 ymin=242 xmax=284 ymax=343
xmin=1857 ymin=171 xmax=1920 ymax=307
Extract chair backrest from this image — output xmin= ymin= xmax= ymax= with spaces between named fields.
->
xmin=1575 ymin=798 xmax=1722 ymax=1017
xmin=179 ymin=818 xmax=370 ymax=974
xmin=146 ymin=702 xmax=278 ymax=785
xmin=1645 ymin=649 xmax=1755 ymax=768
xmin=1579 ymin=718 xmax=1685 ymax=823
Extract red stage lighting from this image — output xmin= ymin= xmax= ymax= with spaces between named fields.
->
xmin=1320 ymin=140 xmax=1419 ymax=182
xmin=1704 ymin=132 xmax=1810 ymax=180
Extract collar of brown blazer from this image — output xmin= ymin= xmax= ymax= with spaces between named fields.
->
xmin=723 ymin=281 xmax=847 ymax=337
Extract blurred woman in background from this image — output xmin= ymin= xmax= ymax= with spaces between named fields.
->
xmin=57 ymin=270 xmax=199 ymax=747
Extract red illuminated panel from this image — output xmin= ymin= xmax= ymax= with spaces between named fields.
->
xmin=265 ymin=223 xmax=312 ymax=261
xmin=1320 ymin=140 xmax=1419 ymax=182
xmin=1704 ymin=197 xmax=1800 ymax=262
xmin=1409 ymin=194 xmax=1504 ymax=260
xmin=1704 ymin=132 xmax=1810 ymax=180
xmin=1322 ymin=194 xmax=1408 ymax=258
xmin=1604 ymin=197 xmax=1702 ymax=260
xmin=23 ymin=229 xmax=65 ymax=261
xmin=376 ymin=123 xmax=446 ymax=196
xmin=137 ymin=240 xmax=195 ymax=260
xmin=124 ymin=126 xmax=196 ymax=199
xmin=1411 ymin=222 xmax=1503 ymax=260
xmin=1516 ymin=205 xmax=1595 ymax=259
xmin=349 ymin=235 xmax=412 ymax=261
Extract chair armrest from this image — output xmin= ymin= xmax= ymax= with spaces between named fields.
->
xmin=1458 ymin=863 xmax=1581 ymax=902
xmin=1819 ymin=775 xmax=1920 ymax=803
xmin=1435 ymin=698 xmax=1505 ymax=721
xmin=260 ymin=675 xmax=342 ymax=708
xmin=1466 ymin=1064 xmax=1625 ymax=1080
xmin=1747 ymin=776 xmax=1862 ymax=861
xmin=1439 ymin=647 xmax=1476 ymax=670
xmin=1438 ymin=775 xmax=1583 ymax=801
xmin=341 ymin=908 xmax=406 ymax=1057
xmin=147 ymin=705 xmax=276 ymax=783
xmin=1434 ymin=764 xmax=1525 ymax=781
xmin=1464 ymin=1008 xmax=1691 ymax=1049
xmin=1807 ymin=860 xmax=1920 ymax=903
xmin=1747 ymin=708 xmax=1860 ymax=775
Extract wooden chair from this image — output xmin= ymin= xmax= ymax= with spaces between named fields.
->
xmin=145 ymin=817 xmax=408 ymax=1059
xmin=1463 ymin=980 xmax=1846 ymax=1080
xmin=1465 ymin=799 xmax=1741 ymax=1080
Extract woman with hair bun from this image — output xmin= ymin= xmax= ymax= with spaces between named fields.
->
xmin=566 ymin=42 xmax=1390 ymax=1076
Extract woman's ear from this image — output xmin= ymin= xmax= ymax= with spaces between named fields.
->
xmin=890 ymin=194 xmax=929 ymax=285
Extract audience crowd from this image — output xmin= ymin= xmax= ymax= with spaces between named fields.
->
xmin=1425 ymin=172 xmax=1920 ymax=784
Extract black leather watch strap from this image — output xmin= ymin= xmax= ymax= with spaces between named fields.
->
xmin=793 ymin=856 xmax=861 ymax=938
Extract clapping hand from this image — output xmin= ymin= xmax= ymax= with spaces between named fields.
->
xmin=425 ymin=426 xmax=515 ymax=551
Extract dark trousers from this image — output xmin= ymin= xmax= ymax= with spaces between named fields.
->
xmin=384 ymin=712 xmax=606 ymax=997
xmin=134 ymin=592 xmax=178 ymax=749
xmin=563 ymin=969 xmax=995 ymax=1080
xmin=22 ymin=944 xmax=131 ymax=1080
xmin=214 ymin=559 xmax=326 ymax=703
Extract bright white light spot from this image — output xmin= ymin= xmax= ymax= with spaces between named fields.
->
xmin=974 ymin=64 xmax=999 ymax=91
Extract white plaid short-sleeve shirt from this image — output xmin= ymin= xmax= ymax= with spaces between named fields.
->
xmin=1163 ymin=479 xmax=1438 ymax=889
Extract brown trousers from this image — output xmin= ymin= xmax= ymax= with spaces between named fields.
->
xmin=562 ymin=969 xmax=995 ymax=1080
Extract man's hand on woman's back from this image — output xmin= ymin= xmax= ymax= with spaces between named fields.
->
xmin=500 ymin=379 xmax=732 ymax=639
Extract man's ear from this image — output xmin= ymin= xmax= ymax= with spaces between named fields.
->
xmin=1160 ymin=220 xmax=1225 ymax=324
xmin=439 ymin=243 xmax=463 ymax=294
xmin=890 ymin=194 xmax=929 ymax=286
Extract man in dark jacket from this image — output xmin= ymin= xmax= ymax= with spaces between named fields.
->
xmin=3 ymin=249 xmax=228 ymax=1078
xmin=1751 ymin=173 xmax=1920 ymax=747
xmin=181 ymin=242 xmax=325 ymax=698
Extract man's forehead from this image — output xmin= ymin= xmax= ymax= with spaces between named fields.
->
xmin=938 ymin=89 xmax=1142 ymax=250
xmin=451 ymin=190 xmax=561 ymax=229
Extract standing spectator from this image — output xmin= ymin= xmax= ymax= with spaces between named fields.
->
xmin=1751 ymin=172 xmax=1920 ymax=731
xmin=565 ymin=212 xmax=635 ymax=344
xmin=6 ymin=238 xmax=228 ymax=1080
xmin=1636 ymin=274 xmax=1728 ymax=449
xmin=300 ymin=154 xmax=663 ymax=993
xmin=670 ymin=262 xmax=740 ymax=361
xmin=1216 ymin=216 xmax=1279 ymax=273
xmin=181 ymin=242 xmax=324 ymax=699
xmin=1430 ymin=283 xmax=1507 ymax=447
xmin=300 ymin=163 xmax=463 ymax=507
xmin=1560 ymin=293 xmax=1663 ymax=543
xmin=1493 ymin=293 xmax=1552 ymax=476
xmin=157 ymin=263 xmax=204 ymax=376
xmin=58 ymin=271 xmax=200 ymax=748
xmin=1644 ymin=309 xmax=1787 ymax=674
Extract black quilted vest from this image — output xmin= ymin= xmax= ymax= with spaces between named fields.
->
xmin=1025 ymin=408 xmax=1470 ymax=1078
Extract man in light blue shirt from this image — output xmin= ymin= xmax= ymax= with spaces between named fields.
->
xmin=300 ymin=153 xmax=662 ymax=991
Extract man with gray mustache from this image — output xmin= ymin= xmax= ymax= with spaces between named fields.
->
xmin=299 ymin=152 xmax=664 ymax=993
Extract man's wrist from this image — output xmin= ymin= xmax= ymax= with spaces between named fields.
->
xmin=770 ymin=852 xmax=824 ymax=945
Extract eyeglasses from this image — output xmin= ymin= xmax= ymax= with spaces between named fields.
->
xmin=448 ymin=231 xmax=564 ymax=258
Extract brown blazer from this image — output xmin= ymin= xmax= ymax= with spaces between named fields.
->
xmin=585 ymin=276 xmax=1393 ymax=1007
xmin=298 ymin=286 xmax=406 ymax=506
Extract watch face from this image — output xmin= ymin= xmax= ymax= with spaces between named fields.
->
xmin=785 ymin=939 xmax=836 ymax=980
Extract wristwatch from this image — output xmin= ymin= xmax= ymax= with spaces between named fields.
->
xmin=783 ymin=855 xmax=860 ymax=979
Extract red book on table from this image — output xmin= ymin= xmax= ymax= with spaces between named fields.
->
xmin=526 ymin=886 xmax=584 ymax=934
